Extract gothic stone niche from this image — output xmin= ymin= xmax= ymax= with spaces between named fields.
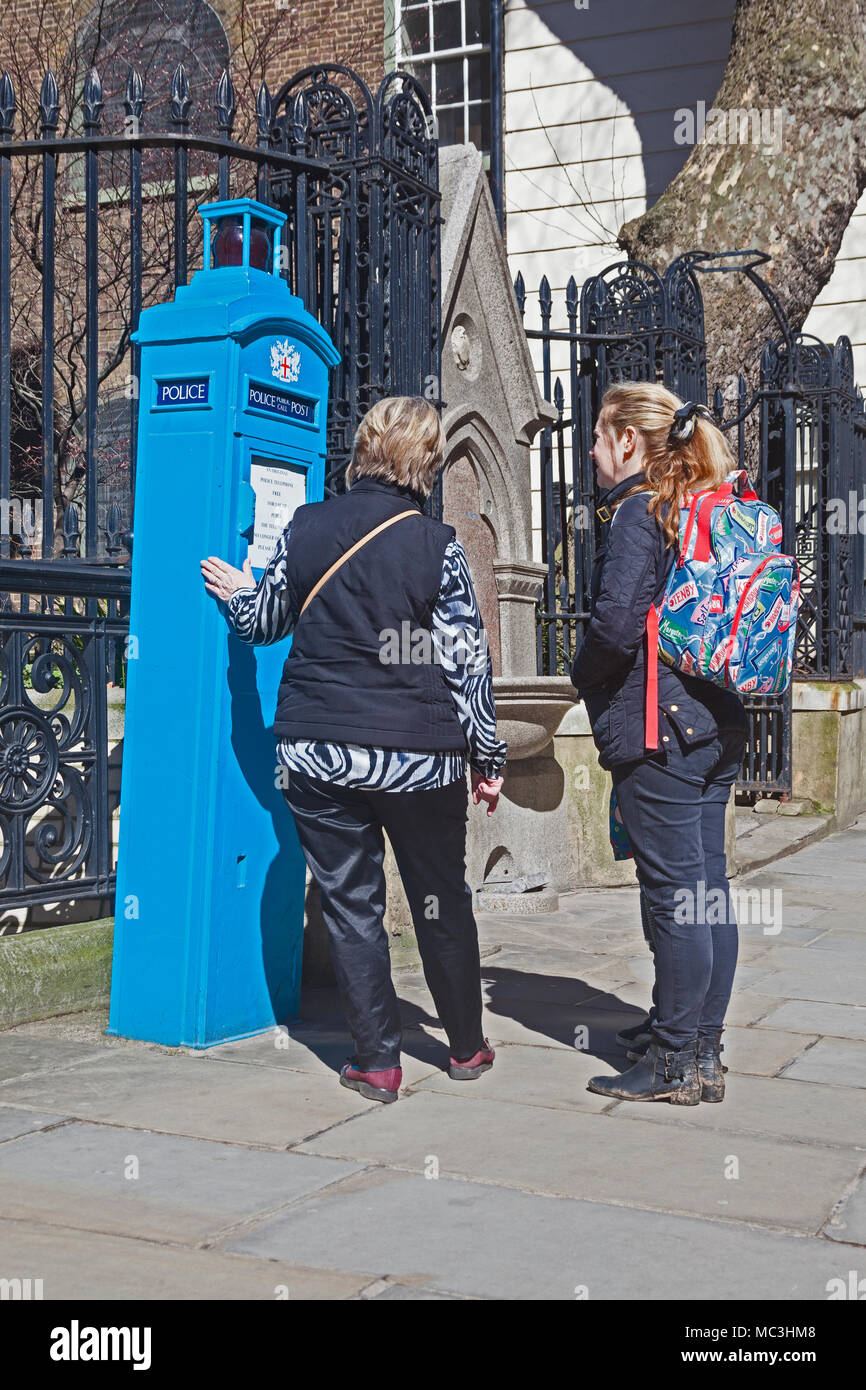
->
xmin=442 ymin=451 xmax=501 ymax=674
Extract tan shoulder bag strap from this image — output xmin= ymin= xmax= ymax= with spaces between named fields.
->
xmin=298 ymin=509 xmax=419 ymax=618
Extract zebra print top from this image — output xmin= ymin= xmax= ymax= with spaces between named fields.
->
xmin=226 ymin=525 xmax=507 ymax=791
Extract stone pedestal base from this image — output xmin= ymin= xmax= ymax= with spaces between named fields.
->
xmin=791 ymin=679 xmax=866 ymax=824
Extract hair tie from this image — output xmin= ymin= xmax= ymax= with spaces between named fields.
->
xmin=668 ymin=400 xmax=712 ymax=445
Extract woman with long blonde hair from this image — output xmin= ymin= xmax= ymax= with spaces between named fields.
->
xmin=571 ymin=381 xmax=748 ymax=1106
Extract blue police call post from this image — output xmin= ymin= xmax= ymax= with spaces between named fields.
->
xmin=108 ymin=198 xmax=340 ymax=1048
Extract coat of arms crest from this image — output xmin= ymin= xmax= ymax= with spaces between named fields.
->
xmin=270 ymin=339 xmax=301 ymax=384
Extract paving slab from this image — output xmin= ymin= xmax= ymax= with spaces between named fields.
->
xmin=293 ymin=1089 xmax=857 ymax=1232
xmin=734 ymin=816 xmax=832 ymax=872
xmin=805 ymin=922 xmax=866 ymax=940
xmin=553 ymin=889 xmax=643 ymax=915
xmin=224 ymin=1164 xmax=857 ymax=1299
xmin=720 ymin=992 xmax=790 ymax=1027
xmin=0 ymin=1052 xmax=381 ymax=1147
xmin=795 ymin=932 xmax=866 ymax=957
xmin=755 ymin=944 xmax=866 ymax=972
xmin=0 ymin=1218 xmax=371 ymax=1299
xmin=410 ymin=1042 xmax=618 ymax=1113
xmin=0 ymin=1033 xmax=111 ymax=1083
xmin=0 ymin=1105 xmax=69 ymax=1142
xmin=737 ymin=873 xmax=850 ymax=907
xmin=5 ymin=1010 xmax=152 ymax=1049
xmin=478 ymin=918 xmax=626 ymax=946
xmin=739 ymin=966 xmax=866 ymax=1007
xmin=368 ymin=1283 xmax=460 ymax=1299
xmin=737 ymin=912 xmax=827 ymax=934
xmin=203 ymin=1023 xmax=446 ymax=1085
xmin=480 ymin=959 xmax=632 ymax=1003
xmin=569 ymin=1002 xmax=655 ymax=1051
xmin=0 ymin=1121 xmax=365 ymax=1243
xmin=779 ymin=1038 xmax=866 ymax=1088
xmin=823 ymin=1171 xmax=866 ymax=1247
xmin=607 ymin=1073 xmax=866 ymax=1149
xmin=722 ymin=1025 xmax=818 ymax=1076
xmin=583 ymin=979 xmax=654 ymax=1010
xmin=729 ymin=940 xmax=779 ymax=964
xmin=758 ymin=1000 xmax=866 ymax=1040
xmin=503 ymin=928 xmax=646 ymax=958
xmin=476 ymin=911 xmax=604 ymax=935
xmin=477 ymin=992 xmax=633 ymax=1049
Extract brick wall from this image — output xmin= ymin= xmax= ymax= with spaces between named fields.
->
xmin=1 ymin=0 xmax=388 ymax=122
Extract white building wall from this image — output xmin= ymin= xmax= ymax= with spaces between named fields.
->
xmin=502 ymin=0 xmax=866 ymax=561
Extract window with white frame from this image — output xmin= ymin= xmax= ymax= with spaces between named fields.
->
xmin=395 ymin=0 xmax=491 ymax=160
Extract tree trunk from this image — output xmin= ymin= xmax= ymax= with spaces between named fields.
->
xmin=618 ymin=0 xmax=866 ymax=399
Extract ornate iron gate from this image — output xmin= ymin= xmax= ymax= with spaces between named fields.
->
xmin=268 ymin=64 xmax=443 ymax=501
xmin=0 ymin=60 xmax=440 ymax=919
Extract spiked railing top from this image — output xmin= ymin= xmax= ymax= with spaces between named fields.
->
xmin=170 ymin=63 xmax=191 ymax=127
xmin=82 ymin=69 xmax=103 ymax=130
xmin=124 ymin=67 xmax=144 ymax=122
xmin=38 ymin=71 xmax=59 ymax=134
xmin=0 ymin=71 xmax=16 ymax=136
xmin=216 ymin=68 xmax=235 ymax=133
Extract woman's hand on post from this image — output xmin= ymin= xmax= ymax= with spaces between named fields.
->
xmin=200 ymin=555 xmax=255 ymax=603
xmin=471 ymin=770 xmax=503 ymax=816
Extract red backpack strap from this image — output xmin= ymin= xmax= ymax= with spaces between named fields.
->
xmin=718 ymin=468 xmax=758 ymax=502
xmin=645 ymin=603 xmax=659 ymax=751
xmin=692 ymin=489 xmax=724 ymax=563
xmin=678 ymin=488 xmax=713 ymax=566
xmin=682 ymin=473 xmax=761 ymax=565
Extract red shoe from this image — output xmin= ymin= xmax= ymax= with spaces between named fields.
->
xmin=449 ymin=1038 xmax=495 ymax=1080
xmin=339 ymin=1059 xmax=402 ymax=1104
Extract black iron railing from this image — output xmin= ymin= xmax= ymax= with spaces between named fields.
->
xmin=0 ymin=59 xmax=441 ymax=916
xmin=517 ymin=251 xmax=866 ymax=797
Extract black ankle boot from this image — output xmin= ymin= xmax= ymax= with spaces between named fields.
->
xmin=697 ymin=1029 xmax=727 ymax=1102
xmin=587 ymin=1039 xmax=700 ymax=1105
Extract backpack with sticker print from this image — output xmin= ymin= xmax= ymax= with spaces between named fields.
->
xmin=643 ymin=469 xmax=800 ymax=749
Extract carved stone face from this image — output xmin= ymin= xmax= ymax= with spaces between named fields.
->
xmin=449 ymin=315 xmax=481 ymax=380
xmin=451 ymin=323 xmax=471 ymax=371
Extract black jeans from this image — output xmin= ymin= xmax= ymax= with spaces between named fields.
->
xmin=283 ymin=768 xmax=485 ymax=1071
xmin=612 ymin=724 xmax=747 ymax=1049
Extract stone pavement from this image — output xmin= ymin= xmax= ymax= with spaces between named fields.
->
xmin=1 ymin=820 xmax=865 ymax=1301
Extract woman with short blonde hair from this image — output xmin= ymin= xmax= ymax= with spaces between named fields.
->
xmin=572 ymin=381 xmax=748 ymax=1107
xmin=202 ymin=395 xmax=504 ymax=1104
xmin=347 ymin=394 xmax=446 ymax=496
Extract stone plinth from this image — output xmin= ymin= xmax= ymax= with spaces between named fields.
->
xmin=792 ymin=678 xmax=866 ymax=825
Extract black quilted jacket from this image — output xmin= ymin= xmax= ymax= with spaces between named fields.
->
xmin=570 ymin=471 xmax=747 ymax=770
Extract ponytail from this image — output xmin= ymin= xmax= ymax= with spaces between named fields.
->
xmin=600 ymin=382 xmax=735 ymax=548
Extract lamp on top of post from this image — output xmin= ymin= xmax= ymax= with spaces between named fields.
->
xmin=200 ymin=197 xmax=284 ymax=276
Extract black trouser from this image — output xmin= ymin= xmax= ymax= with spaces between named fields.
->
xmin=283 ymin=768 xmax=485 ymax=1071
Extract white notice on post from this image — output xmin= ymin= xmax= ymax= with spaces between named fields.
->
xmin=248 ymin=461 xmax=306 ymax=568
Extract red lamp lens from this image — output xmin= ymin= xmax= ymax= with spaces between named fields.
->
xmin=249 ymin=225 xmax=271 ymax=270
xmin=213 ymin=221 xmax=244 ymax=267
xmin=212 ymin=219 xmax=272 ymax=270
